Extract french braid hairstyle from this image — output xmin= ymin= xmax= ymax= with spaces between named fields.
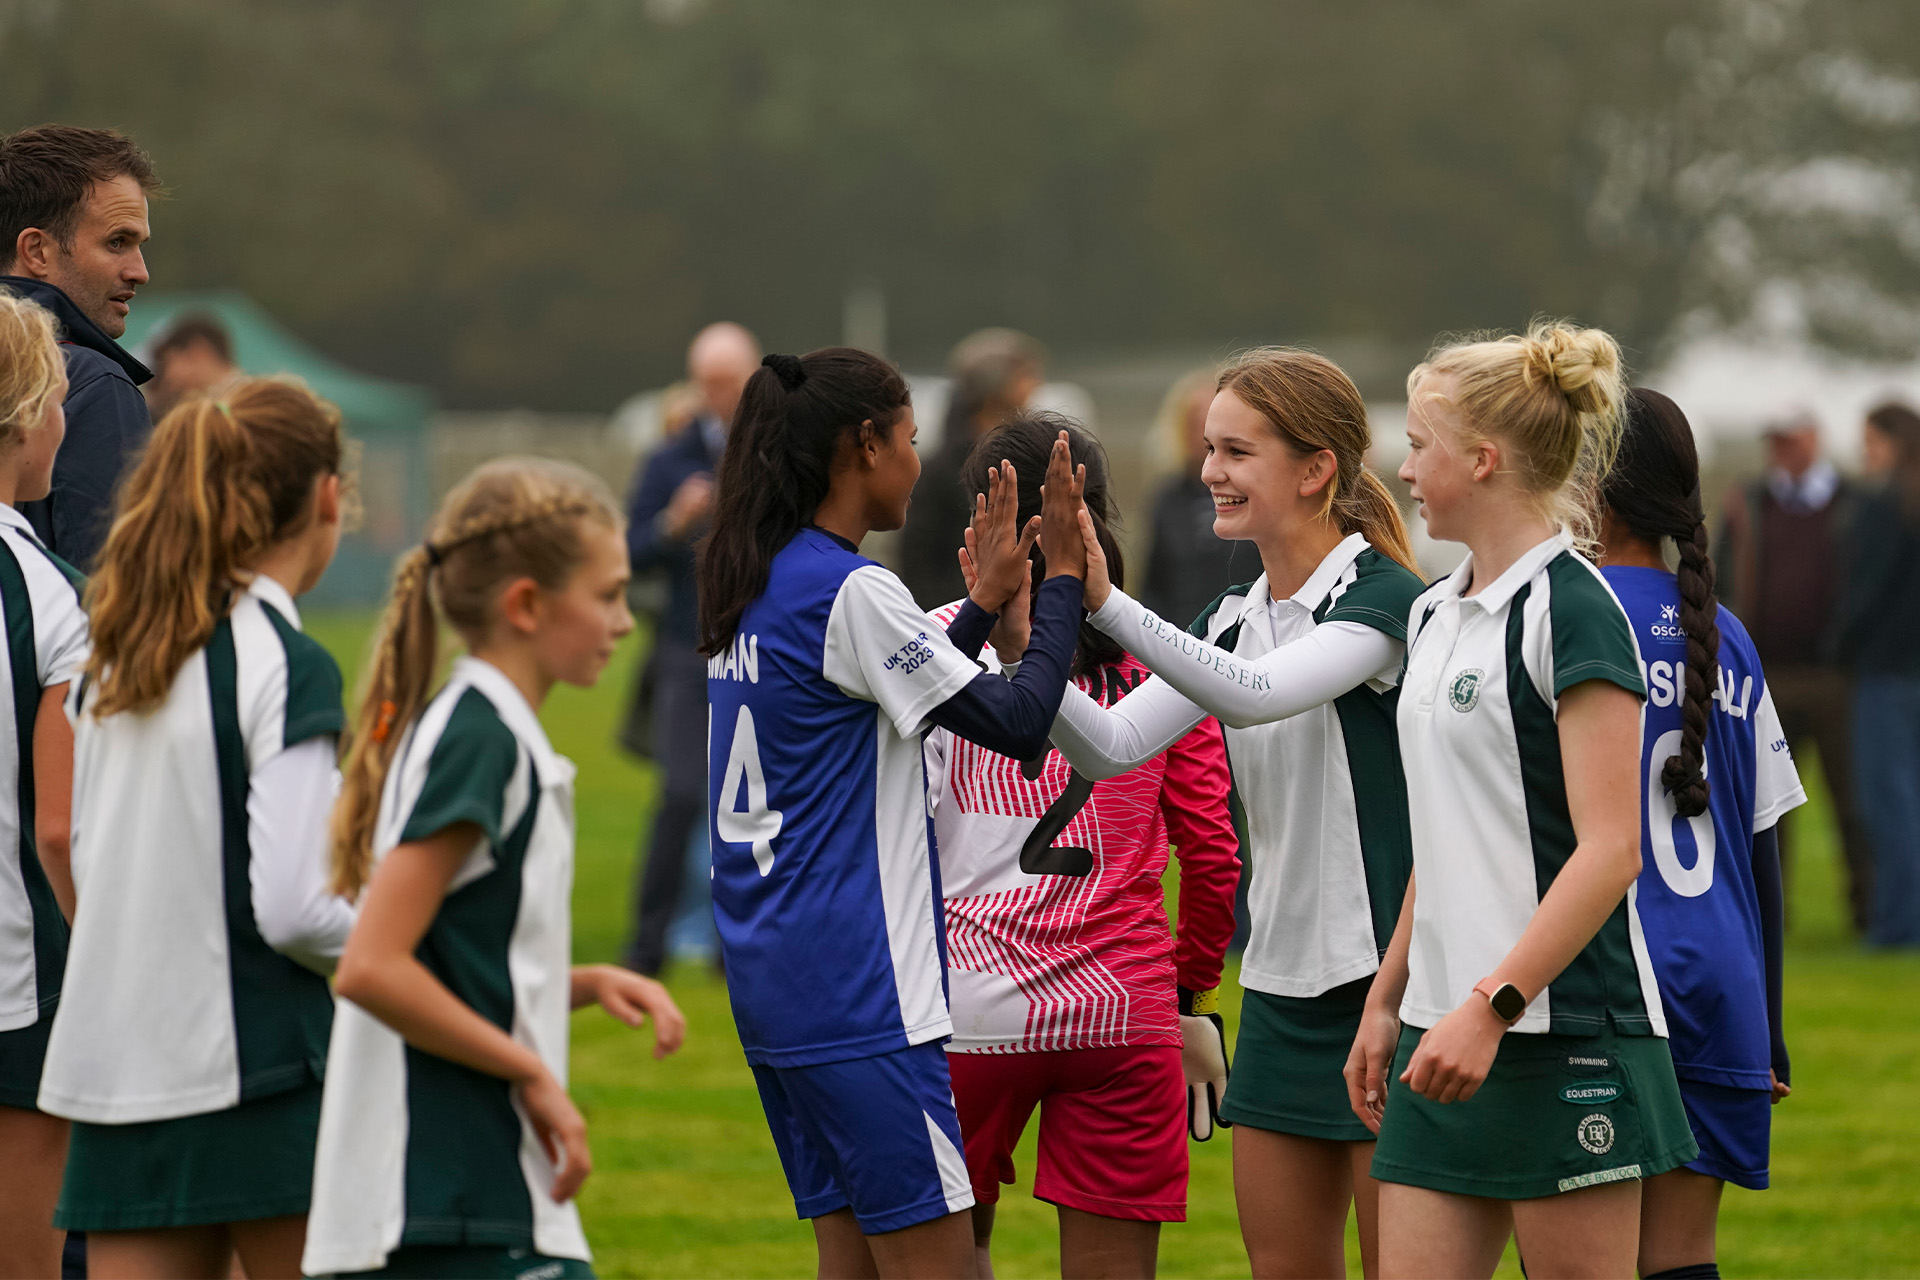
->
xmin=1604 ymin=388 xmax=1720 ymax=818
xmin=86 ymin=377 xmax=345 ymax=717
xmin=330 ymin=456 xmax=620 ymax=896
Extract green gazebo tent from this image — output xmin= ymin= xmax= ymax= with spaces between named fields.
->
xmin=122 ymin=292 xmax=432 ymax=606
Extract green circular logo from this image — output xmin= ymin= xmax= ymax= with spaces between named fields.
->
xmin=1448 ymin=668 xmax=1485 ymax=712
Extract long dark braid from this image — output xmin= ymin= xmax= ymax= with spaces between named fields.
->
xmin=1604 ymin=388 xmax=1720 ymax=817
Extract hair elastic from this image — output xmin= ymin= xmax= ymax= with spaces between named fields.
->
xmin=762 ymin=353 xmax=806 ymax=390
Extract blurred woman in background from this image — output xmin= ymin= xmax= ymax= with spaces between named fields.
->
xmin=1140 ymin=366 xmax=1248 ymax=628
xmin=897 ymin=329 xmax=1045 ymax=608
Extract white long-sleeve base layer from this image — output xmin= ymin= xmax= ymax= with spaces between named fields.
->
xmin=248 ymin=736 xmax=355 ymax=974
xmin=1049 ymin=588 xmax=1399 ymax=777
xmin=1048 ymin=535 xmax=1427 ymax=998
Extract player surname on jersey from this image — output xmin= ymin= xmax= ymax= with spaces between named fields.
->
xmin=710 ymin=632 xmax=760 ymax=682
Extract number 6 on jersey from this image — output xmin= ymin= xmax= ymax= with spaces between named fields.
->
xmin=716 ymin=703 xmax=783 ymax=875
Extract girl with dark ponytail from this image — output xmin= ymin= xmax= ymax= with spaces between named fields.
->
xmin=1598 ymin=387 xmax=1808 ymax=1280
xmin=698 ymin=348 xmax=1095 ymax=1278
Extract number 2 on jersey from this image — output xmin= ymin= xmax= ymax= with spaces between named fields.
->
xmin=717 ymin=704 xmax=784 ymax=876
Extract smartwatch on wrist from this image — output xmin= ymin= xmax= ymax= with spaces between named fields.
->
xmin=1472 ymin=978 xmax=1527 ymax=1025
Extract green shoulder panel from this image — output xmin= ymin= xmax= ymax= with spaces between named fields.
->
xmin=400 ymin=687 xmax=521 ymax=848
xmin=1544 ymin=555 xmax=1645 ymax=701
xmin=1319 ymin=550 xmax=1425 ymax=640
xmin=1189 ymin=580 xmax=1259 ymax=645
xmin=259 ymin=604 xmax=346 ymax=748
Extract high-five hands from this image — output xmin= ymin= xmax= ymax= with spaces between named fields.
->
xmin=960 ymin=459 xmax=1040 ymax=614
xmin=1074 ymin=507 xmax=1112 ymax=611
xmin=1038 ymin=432 xmax=1088 ymax=582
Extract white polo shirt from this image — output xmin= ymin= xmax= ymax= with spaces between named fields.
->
xmin=41 ymin=577 xmax=343 ymax=1122
xmin=1397 ymin=531 xmax=1666 ymax=1037
xmin=304 ymin=656 xmax=589 ymax=1274
xmin=0 ymin=506 xmax=87 ymax=1043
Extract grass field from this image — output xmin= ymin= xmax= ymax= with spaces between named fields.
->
xmin=306 ymin=612 xmax=1920 ymax=1279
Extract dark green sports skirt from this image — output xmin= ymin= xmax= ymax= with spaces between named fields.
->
xmin=1371 ymin=1023 xmax=1698 ymax=1200
xmin=1219 ymin=976 xmax=1375 ymax=1142
xmin=55 ymin=1080 xmax=323 ymax=1231
xmin=325 ymin=1245 xmax=596 ymax=1279
xmin=0 ymin=1012 xmax=54 ymax=1110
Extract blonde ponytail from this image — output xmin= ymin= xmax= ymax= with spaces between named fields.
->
xmin=1345 ymin=467 xmax=1419 ymax=575
xmin=1217 ymin=348 xmax=1421 ymax=576
xmin=331 ymin=546 xmax=437 ymax=897
xmin=86 ymin=379 xmax=344 ymax=717
xmin=330 ymin=457 xmax=621 ymax=896
xmin=1409 ymin=319 xmax=1626 ymax=551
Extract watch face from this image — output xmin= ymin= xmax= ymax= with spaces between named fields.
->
xmin=1492 ymin=984 xmax=1527 ymax=1022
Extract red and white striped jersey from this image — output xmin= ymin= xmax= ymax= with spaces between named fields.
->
xmin=926 ymin=636 xmax=1240 ymax=1055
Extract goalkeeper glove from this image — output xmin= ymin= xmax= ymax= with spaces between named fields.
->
xmin=1179 ymin=985 xmax=1230 ymax=1142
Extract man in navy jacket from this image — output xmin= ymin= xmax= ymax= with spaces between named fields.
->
xmin=623 ymin=321 xmax=760 ymax=975
xmin=0 ymin=125 xmax=158 ymax=570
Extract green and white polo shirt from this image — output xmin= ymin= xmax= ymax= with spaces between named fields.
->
xmin=1184 ymin=534 xmax=1424 ymax=997
xmin=304 ymin=656 xmax=589 ymax=1274
xmin=1397 ymin=531 xmax=1664 ymax=1037
xmin=0 ymin=505 xmax=86 ymax=1046
xmin=40 ymin=575 xmax=343 ymax=1123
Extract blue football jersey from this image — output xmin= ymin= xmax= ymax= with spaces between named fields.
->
xmin=709 ymin=528 xmax=982 ymax=1067
xmin=1604 ymin=567 xmax=1806 ymax=1089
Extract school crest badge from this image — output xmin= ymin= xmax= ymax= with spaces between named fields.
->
xmin=1448 ymin=668 xmax=1484 ymax=712
xmin=1577 ymin=1113 xmax=1616 ymax=1155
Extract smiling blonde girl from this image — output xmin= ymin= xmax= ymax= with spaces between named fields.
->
xmin=1045 ymin=349 xmax=1425 ymax=1278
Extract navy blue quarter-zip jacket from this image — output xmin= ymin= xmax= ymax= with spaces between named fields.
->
xmin=0 ymin=277 xmax=153 ymax=571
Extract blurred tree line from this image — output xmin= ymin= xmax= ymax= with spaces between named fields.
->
xmin=1 ymin=0 xmax=1915 ymax=407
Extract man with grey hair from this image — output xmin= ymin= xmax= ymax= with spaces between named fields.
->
xmin=622 ymin=321 xmax=761 ymax=975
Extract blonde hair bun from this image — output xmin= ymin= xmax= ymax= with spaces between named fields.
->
xmin=1408 ymin=317 xmax=1628 ymax=550
xmin=1521 ymin=322 xmax=1623 ymax=418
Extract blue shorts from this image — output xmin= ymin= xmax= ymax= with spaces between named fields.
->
xmin=751 ymin=1039 xmax=975 ymax=1235
xmin=1678 ymin=1078 xmax=1771 ymax=1190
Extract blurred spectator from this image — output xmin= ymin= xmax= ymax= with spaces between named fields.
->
xmin=1140 ymin=366 xmax=1247 ymax=627
xmin=1836 ymin=402 xmax=1920 ymax=948
xmin=896 ymin=327 xmax=1044 ymax=607
xmin=618 ymin=379 xmax=707 ymax=749
xmin=143 ymin=310 xmax=238 ymax=422
xmin=621 ymin=321 xmax=760 ymax=976
xmin=1717 ymin=412 xmax=1872 ymax=931
xmin=0 ymin=124 xmax=159 ymax=570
